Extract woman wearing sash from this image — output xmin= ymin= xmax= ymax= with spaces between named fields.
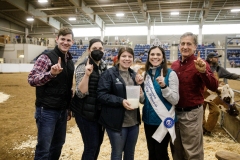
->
xmin=97 ymin=47 xmax=142 ymax=160
xmin=137 ymin=46 xmax=179 ymax=160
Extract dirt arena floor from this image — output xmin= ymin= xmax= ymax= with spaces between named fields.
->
xmin=0 ymin=73 xmax=240 ymax=160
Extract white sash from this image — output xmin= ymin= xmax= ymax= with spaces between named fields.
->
xmin=144 ymin=74 xmax=176 ymax=143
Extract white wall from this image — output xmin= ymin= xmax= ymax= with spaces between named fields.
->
xmin=225 ymin=68 xmax=240 ymax=75
xmin=26 ymin=44 xmax=48 ymax=63
xmin=0 ymin=63 xmax=34 ymax=72
xmin=3 ymin=44 xmax=47 ymax=63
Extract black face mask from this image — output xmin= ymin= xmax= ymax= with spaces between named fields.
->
xmin=91 ymin=50 xmax=104 ymax=61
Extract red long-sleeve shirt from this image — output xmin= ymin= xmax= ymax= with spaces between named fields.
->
xmin=171 ymin=54 xmax=218 ymax=108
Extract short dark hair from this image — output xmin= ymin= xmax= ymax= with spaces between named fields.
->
xmin=89 ymin=39 xmax=103 ymax=49
xmin=57 ymin=27 xmax=74 ymax=39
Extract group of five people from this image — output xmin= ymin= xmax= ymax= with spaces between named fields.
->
xmin=28 ymin=27 xmax=221 ymax=160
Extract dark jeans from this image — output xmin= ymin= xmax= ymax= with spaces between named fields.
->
xmin=106 ymin=124 xmax=139 ymax=160
xmin=75 ymin=114 xmax=105 ymax=160
xmin=34 ymin=107 xmax=67 ymax=160
xmin=144 ymin=123 xmax=171 ymax=160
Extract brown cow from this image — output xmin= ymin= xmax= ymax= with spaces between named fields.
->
xmin=204 ymin=84 xmax=239 ymax=116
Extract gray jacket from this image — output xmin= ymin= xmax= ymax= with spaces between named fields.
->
xmin=211 ymin=65 xmax=240 ymax=80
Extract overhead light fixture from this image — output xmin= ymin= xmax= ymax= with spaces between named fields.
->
xmin=171 ymin=12 xmax=179 ymax=15
xmin=69 ymin=17 xmax=76 ymax=21
xmin=26 ymin=18 xmax=34 ymax=21
xmin=231 ymin=9 xmax=240 ymax=12
xmin=38 ymin=0 xmax=48 ymax=3
xmin=116 ymin=13 xmax=124 ymax=17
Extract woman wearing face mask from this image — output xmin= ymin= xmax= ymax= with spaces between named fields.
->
xmin=70 ymin=38 xmax=107 ymax=160
xmin=97 ymin=47 xmax=143 ymax=160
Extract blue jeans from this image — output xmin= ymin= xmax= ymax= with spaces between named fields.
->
xmin=75 ymin=114 xmax=105 ymax=160
xmin=34 ymin=107 xmax=67 ymax=160
xmin=106 ymin=125 xmax=139 ymax=160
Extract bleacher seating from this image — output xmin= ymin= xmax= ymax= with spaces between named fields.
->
xmin=227 ymin=49 xmax=240 ymax=67
xmin=133 ymin=44 xmax=171 ymax=62
xmin=69 ymin=44 xmax=88 ymax=63
xmin=177 ymin=44 xmax=216 ymax=60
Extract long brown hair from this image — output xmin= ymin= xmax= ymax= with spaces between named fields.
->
xmin=144 ymin=46 xmax=168 ymax=78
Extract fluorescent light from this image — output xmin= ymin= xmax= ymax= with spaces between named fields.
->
xmin=38 ymin=0 xmax=48 ymax=3
xmin=69 ymin=17 xmax=76 ymax=21
xmin=26 ymin=18 xmax=34 ymax=21
xmin=171 ymin=12 xmax=179 ymax=15
xmin=116 ymin=13 xmax=124 ymax=17
xmin=231 ymin=9 xmax=240 ymax=12
xmin=19 ymin=55 xmax=24 ymax=58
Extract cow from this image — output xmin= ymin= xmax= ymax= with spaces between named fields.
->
xmin=204 ymin=83 xmax=239 ymax=116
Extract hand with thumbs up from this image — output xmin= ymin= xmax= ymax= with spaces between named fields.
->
xmin=156 ymin=68 xmax=166 ymax=88
xmin=194 ymin=51 xmax=206 ymax=73
xmin=50 ymin=57 xmax=63 ymax=76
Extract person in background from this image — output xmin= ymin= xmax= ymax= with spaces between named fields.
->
xmin=28 ymin=27 xmax=74 ymax=160
xmin=171 ymin=32 xmax=218 ymax=160
xmin=97 ymin=47 xmax=142 ymax=160
xmin=112 ymin=55 xmax=118 ymax=66
xmin=79 ymin=39 xmax=83 ymax=49
xmin=206 ymin=52 xmax=240 ymax=80
xmin=70 ymin=39 xmax=107 ymax=160
xmin=137 ymin=45 xmax=179 ymax=160
xmin=203 ymin=52 xmax=240 ymax=135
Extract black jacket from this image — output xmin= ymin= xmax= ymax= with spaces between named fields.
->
xmin=97 ymin=65 xmax=141 ymax=132
xmin=71 ymin=58 xmax=107 ymax=121
xmin=35 ymin=46 xmax=74 ymax=110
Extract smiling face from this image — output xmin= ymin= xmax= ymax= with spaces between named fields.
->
xmin=179 ymin=35 xmax=197 ymax=60
xmin=56 ymin=34 xmax=74 ymax=54
xmin=118 ymin=51 xmax=133 ymax=71
xmin=149 ymin=47 xmax=164 ymax=67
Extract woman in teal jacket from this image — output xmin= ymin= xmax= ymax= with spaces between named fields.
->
xmin=139 ymin=46 xmax=179 ymax=160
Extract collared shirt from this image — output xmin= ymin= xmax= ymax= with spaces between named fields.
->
xmin=28 ymin=54 xmax=55 ymax=86
xmin=171 ymin=54 xmax=218 ymax=107
xmin=28 ymin=50 xmax=70 ymax=87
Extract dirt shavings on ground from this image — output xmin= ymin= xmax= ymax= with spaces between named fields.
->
xmin=0 ymin=73 xmax=240 ymax=160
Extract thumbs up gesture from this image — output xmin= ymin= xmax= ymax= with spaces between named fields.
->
xmin=50 ymin=57 xmax=63 ymax=76
xmin=194 ymin=51 xmax=206 ymax=73
xmin=156 ymin=69 xmax=166 ymax=88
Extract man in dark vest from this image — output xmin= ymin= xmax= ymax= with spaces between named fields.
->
xmin=28 ymin=27 xmax=75 ymax=160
